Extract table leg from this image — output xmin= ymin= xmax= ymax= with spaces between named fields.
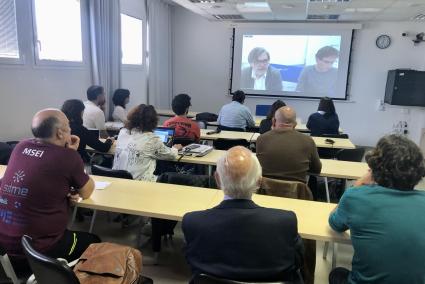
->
xmin=70 ymin=206 xmax=78 ymax=228
xmin=208 ymin=165 xmax=212 ymax=176
xmin=89 ymin=210 xmax=97 ymax=233
xmin=324 ymin=177 xmax=330 ymax=203
xmin=332 ymin=242 xmax=337 ymax=269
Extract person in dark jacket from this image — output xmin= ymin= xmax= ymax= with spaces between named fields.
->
xmin=259 ymin=100 xmax=286 ymax=134
xmin=306 ymin=97 xmax=339 ymax=136
xmin=61 ymin=99 xmax=113 ymax=162
xmin=183 ymin=146 xmax=303 ymax=282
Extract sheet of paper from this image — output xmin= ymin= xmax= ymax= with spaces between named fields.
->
xmin=95 ymin=181 xmax=111 ymax=190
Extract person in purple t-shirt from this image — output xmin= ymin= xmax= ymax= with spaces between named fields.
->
xmin=0 ymin=109 xmax=100 ymax=268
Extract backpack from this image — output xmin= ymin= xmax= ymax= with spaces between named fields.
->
xmin=73 ymin=243 xmax=144 ymax=284
xmin=195 ymin=112 xmax=218 ymax=122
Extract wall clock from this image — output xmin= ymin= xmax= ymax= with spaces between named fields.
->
xmin=376 ymin=34 xmax=391 ymax=49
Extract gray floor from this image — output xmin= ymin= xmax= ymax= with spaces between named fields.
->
xmin=71 ymin=211 xmax=353 ymax=284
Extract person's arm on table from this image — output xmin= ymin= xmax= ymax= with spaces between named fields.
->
xmin=66 ymin=134 xmax=95 ymax=200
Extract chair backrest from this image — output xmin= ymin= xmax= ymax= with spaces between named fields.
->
xmin=194 ymin=273 xmax=295 ymax=284
xmin=0 ymin=246 xmax=20 ymax=284
xmin=336 ymin=147 xmax=365 ymax=162
xmin=258 ymin=177 xmax=313 ymax=201
xmin=255 ymin=105 xmax=271 ymax=116
xmin=217 ymin=125 xmax=245 ymax=132
xmin=173 ymin=137 xmax=196 ymax=146
xmin=91 ymin=165 xmax=133 ymax=179
xmin=213 ymin=139 xmax=250 ymax=151
xmin=318 ymin=133 xmax=349 ymax=139
xmin=21 ymin=236 xmax=80 ymax=284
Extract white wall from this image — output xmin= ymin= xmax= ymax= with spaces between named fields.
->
xmin=172 ymin=6 xmax=425 ymax=146
xmin=0 ymin=0 xmax=146 ymax=141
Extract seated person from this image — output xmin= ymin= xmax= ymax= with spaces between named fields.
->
xmin=329 ymin=135 xmax=425 ymax=284
xmin=83 ymin=85 xmax=108 ymax=138
xmin=296 ymin=46 xmax=339 ymax=95
xmin=113 ymin=104 xmax=182 ymax=181
xmin=307 ymin=97 xmax=339 ymax=136
xmin=0 ymin=109 xmax=99 ymax=268
xmin=259 ymin=99 xmax=286 ymax=134
xmin=217 ymin=90 xmax=255 ymax=131
xmin=240 ymin=47 xmax=283 ymax=91
xmin=256 ymin=106 xmax=321 ymax=183
xmin=183 ymin=146 xmax=303 ymax=282
xmin=163 ymin=93 xmax=200 ymax=142
xmin=112 ymin=88 xmax=130 ymax=123
xmin=0 ymin=142 xmax=13 ymax=165
xmin=62 ymin=99 xmax=114 ymax=163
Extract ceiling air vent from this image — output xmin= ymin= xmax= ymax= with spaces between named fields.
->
xmin=307 ymin=14 xmax=340 ymax=20
xmin=213 ymin=14 xmax=245 ymax=20
xmin=189 ymin=0 xmax=224 ymax=3
xmin=309 ymin=0 xmax=350 ymax=2
xmin=412 ymin=14 xmax=425 ymax=21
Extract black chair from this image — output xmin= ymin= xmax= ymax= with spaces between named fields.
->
xmin=213 ymin=139 xmax=250 ymax=151
xmin=335 ymin=147 xmax=365 ymax=162
xmin=193 ymin=273 xmax=301 ymax=284
xmin=21 ymin=235 xmax=80 ymax=284
xmin=173 ymin=137 xmax=196 ymax=146
xmin=217 ymin=125 xmax=245 ymax=132
xmin=91 ymin=165 xmax=133 ymax=179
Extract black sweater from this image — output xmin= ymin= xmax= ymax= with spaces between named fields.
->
xmin=70 ymin=122 xmax=113 ymax=162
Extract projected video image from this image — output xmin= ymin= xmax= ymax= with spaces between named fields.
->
xmin=240 ymin=35 xmax=341 ymax=95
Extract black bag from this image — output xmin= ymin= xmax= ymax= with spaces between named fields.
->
xmin=195 ymin=112 xmax=218 ymax=122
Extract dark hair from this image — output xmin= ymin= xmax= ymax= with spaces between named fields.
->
xmin=112 ymin=89 xmax=130 ymax=108
xmin=315 ymin=46 xmax=339 ymax=60
xmin=31 ymin=116 xmax=60 ymax=139
xmin=318 ymin=97 xmax=336 ymax=117
xmin=266 ymin=100 xmax=286 ymax=120
xmin=61 ymin=99 xmax=85 ymax=125
xmin=87 ymin=85 xmax=104 ymax=101
xmin=125 ymin=104 xmax=158 ymax=132
xmin=247 ymin=47 xmax=270 ymax=64
xmin=365 ymin=135 xmax=425 ymax=190
xmin=172 ymin=94 xmax=192 ymax=115
xmin=232 ymin=90 xmax=246 ymax=104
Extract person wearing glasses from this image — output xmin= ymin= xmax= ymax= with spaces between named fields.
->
xmin=240 ymin=47 xmax=283 ymax=91
xmin=296 ymin=46 xmax=339 ymax=95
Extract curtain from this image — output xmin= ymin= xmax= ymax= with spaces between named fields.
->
xmin=146 ymin=0 xmax=172 ymax=108
xmin=87 ymin=0 xmax=121 ymax=120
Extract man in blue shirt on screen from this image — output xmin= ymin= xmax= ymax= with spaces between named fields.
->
xmin=240 ymin=47 xmax=283 ymax=91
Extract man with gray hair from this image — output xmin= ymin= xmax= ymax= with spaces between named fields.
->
xmin=257 ymin=106 xmax=322 ymax=183
xmin=182 ymin=146 xmax=303 ymax=282
xmin=240 ymin=47 xmax=283 ymax=91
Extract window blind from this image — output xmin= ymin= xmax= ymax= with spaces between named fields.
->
xmin=0 ymin=0 xmax=19 ymax=59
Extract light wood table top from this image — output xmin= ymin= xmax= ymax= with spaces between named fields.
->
xmin=199 ymin=129 xmax=355 ymax=149
xmin=205 ymin=118 xmax=309 ymax=132
xmin=208 ymin=191 xmax=350 ymax=244
xmin=157 ymin=109 xmax=198 ymax=118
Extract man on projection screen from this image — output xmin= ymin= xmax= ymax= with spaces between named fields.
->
xmin=241 ymin=47 xmax=283 ymax=91
xmin=296 ymin=46 xmax=339 ymax=96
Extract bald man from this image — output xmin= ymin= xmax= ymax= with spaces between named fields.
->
xmin=0 ymin=109 xmax=98 ymax=269
xmin=256 ymin=106 xmax=321 ymax=183
xmin=182 ymin=146 xmax=303 ymax=282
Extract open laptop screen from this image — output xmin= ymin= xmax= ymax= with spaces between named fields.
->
xmin=153 ymin=127 xmax=175 ymax=146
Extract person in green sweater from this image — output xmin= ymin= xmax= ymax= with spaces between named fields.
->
xmin=329 ymin=134 xmax=425 ymax=284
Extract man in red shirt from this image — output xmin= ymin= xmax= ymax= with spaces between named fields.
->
xmin=163 ymin=94 xmax=200 ymax=142
xmin=0 ymin=109 xmax=99 ymax=267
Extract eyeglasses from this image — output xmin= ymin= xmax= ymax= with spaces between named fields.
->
xmin=254 ymin=59 xmax=269 ymax=64
xmin=320 ymin=58 xmax=335 ymax=65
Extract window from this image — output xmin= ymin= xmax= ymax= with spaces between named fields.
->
xmin=121 ymin=14 xmax=143 ymax=65
xmin=0 ymin=0 xmax=20 ymax=62
xmin=33 ymin=0 xmax=83 ymax=64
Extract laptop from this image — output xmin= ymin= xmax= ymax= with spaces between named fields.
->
xmin=153 ymin=127 xmax=175 ymax=147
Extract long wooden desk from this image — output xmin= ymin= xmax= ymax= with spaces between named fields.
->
xmin=199 ymin=129 xmax=356 ymax=149
xmin=157 ymin=109 xmax=198 ymax=118
xmin=206 ymin=118 xmax=310 ymax=132
xmin=0 ymin=165 xmax=349 ymax=243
